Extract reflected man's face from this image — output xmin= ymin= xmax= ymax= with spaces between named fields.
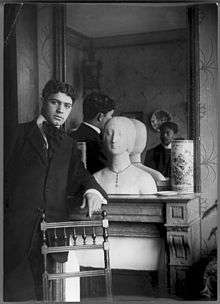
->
xmin=160 ymin=127 xmax=175 ymax=146
xmin=104 ymin=120 xmax=128 ymax=155
xmin=42 ymin=92 xmax=73 ymax=127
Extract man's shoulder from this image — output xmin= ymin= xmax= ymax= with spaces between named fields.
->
xmin=16 ymin=120 xmax=34 ymax=127
xmin=14 ymin=120 xmax=36 ymax=136
xmin=71 ymin=123 xmax=99 ymax=141
xmin=147 ymin=143 xmax=162 ymax=153
xmin=154 ymin=143 xmax=164 ymax=150
xmin=145 ymin=144 xmax=164 ymax=161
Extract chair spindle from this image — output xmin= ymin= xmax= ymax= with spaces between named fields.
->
xmin=92 ymin=226 xmax=96 ymax=244
xmin=82 ymin=227 xmax=87 ymax=245
xmin=73 ymin=227 xmax=77 ymax=245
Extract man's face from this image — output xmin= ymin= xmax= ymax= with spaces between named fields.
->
xmin=42 ymin=92 xmax=73 ymax=127
xmin=100 ymin=109 xmax=114 ymax=130
xmin=104 ymin=120 xmax=128 ymax=155
xmin=160 ymin=127 xmax=175 ymax=146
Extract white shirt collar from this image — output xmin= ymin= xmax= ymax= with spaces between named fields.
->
xmin=36 ymin=114 xmax=47 ymax=128
xmin=83 ymin=122 xmax=101 ymax=134
xmin=36 ymin=115 xmax=48 ymax=148
xmin=36 ymin=114 xmax=61 ymax=129
xmin=162 ymin=143 xmax=171 ymax=149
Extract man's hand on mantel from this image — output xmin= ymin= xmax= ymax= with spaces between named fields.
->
xmin=80 ymin=192 xmax=105 ymax=218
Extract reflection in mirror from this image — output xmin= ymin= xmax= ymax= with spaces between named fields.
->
xmin=65 ymin=4 xmax=195 ymax=192
xmin=129 ymin=118 xmax=170 ymax=190
xmin=65 ymin=4 xmax=188 ymax=153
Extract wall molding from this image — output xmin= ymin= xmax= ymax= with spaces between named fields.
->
xmin=66 ymin=26 xmax=90 ymax=50
xmin=92 ymin=28 xmax=187 ymax=49
xmin=66 ymin=27 xmax=187 ymax=51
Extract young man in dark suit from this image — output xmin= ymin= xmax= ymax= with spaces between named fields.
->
xmin=144 ymin=121 xmax=178 ymax=178
xmin=4 ymin=80 xmax=108 ymax=301
xmin=71 ymin=92 xmax=115 ymax=174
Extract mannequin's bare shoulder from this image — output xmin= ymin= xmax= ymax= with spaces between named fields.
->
xmin=134 ymin=166 xmax=157 ymax=194
xmin=93 ymin=168 xmax=107 ymax=180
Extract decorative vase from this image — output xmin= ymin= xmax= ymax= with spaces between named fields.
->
xmin=171 ymin=140 xmax=194 ymax=193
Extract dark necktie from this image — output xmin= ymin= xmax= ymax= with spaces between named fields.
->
xmin=99 ymin=132 xmax=103 ymax=141
xmin=42 ymin=121 xmax=66 ymax=158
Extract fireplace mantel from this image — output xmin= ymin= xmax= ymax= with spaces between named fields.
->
xmin=69 ymin=193 xmax=201 ymax=297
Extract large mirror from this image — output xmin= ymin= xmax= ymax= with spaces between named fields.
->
xmin=64 ymin=4 xmax=200 ymax=190
xmin=66 ymin=4 xmax=189 ymax=145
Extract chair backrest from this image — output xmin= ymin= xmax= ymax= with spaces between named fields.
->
xmin=40 ymin=211 xmax=111 ymax=301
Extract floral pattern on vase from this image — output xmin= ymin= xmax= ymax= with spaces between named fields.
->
xmin=171 ymin=140 xmax=194 ymax=193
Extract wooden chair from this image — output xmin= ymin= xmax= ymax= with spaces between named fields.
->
xmin=40 ymin=211 xmax=112 ymax=301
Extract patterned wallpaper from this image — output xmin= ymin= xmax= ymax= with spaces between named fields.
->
xmin=95 ymin=38 xmax=188 ymax=153
xmin=198 ymin=4 xmax=218 ymax=254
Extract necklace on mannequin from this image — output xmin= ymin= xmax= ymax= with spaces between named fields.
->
xmin=109 ymin=164 xmax=132 ymax=187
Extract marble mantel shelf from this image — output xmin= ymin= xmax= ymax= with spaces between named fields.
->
xmin=108 ymin=193 xmax=200 ymax=201
xmin=98 ymin=193 xmax=201 ymax=225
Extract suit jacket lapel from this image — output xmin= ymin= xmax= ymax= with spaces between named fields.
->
xmin=25 ymin=121 xmax=48 ymax=165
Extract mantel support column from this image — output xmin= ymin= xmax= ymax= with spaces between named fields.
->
xmin=165 ymin=198 xmax=201 ymax=297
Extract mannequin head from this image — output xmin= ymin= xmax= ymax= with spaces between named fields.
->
xmin=130 ymin=119 xmax=147 ymax=156
xmin=130 ymin=118 xmax=168 ymax=184
xmin=103 ymin=116 xmax=136 ymax=156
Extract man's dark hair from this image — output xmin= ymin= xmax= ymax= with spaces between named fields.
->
xmin=42 ymin=79 xmax=76 ymax=103
xmin=159 ymin=121 xmax=178 ymax=134
xmin=83 ymin=92 xmax=115 ymax=121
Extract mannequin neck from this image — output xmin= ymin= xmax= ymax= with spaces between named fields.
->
xmin=108 ymin=152 xmax=131 ymax=172
xmin=130 ymin=153 xmax=141 ymax=163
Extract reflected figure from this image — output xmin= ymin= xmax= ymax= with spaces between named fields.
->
xmin=71 ymin=92 xmax=115 ymax=174
xmin=130 ymin=119 xmax=170 ymax=190
xmin=144 ymin=121 xmax=178 ymax=178
xmin=93 ymin=116 xmax=157 ymax=194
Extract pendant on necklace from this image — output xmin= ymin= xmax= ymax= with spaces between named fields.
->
xmin=115 ymin=173 xmax=119 ymax=187
xmin=110 ymin=164 xmax=131 ymax=188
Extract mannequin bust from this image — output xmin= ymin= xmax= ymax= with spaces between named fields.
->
xmin=129 ymin=119 xmax=170 ymax=190
xmin=93 ymin=116 xmax=157 ymax=194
